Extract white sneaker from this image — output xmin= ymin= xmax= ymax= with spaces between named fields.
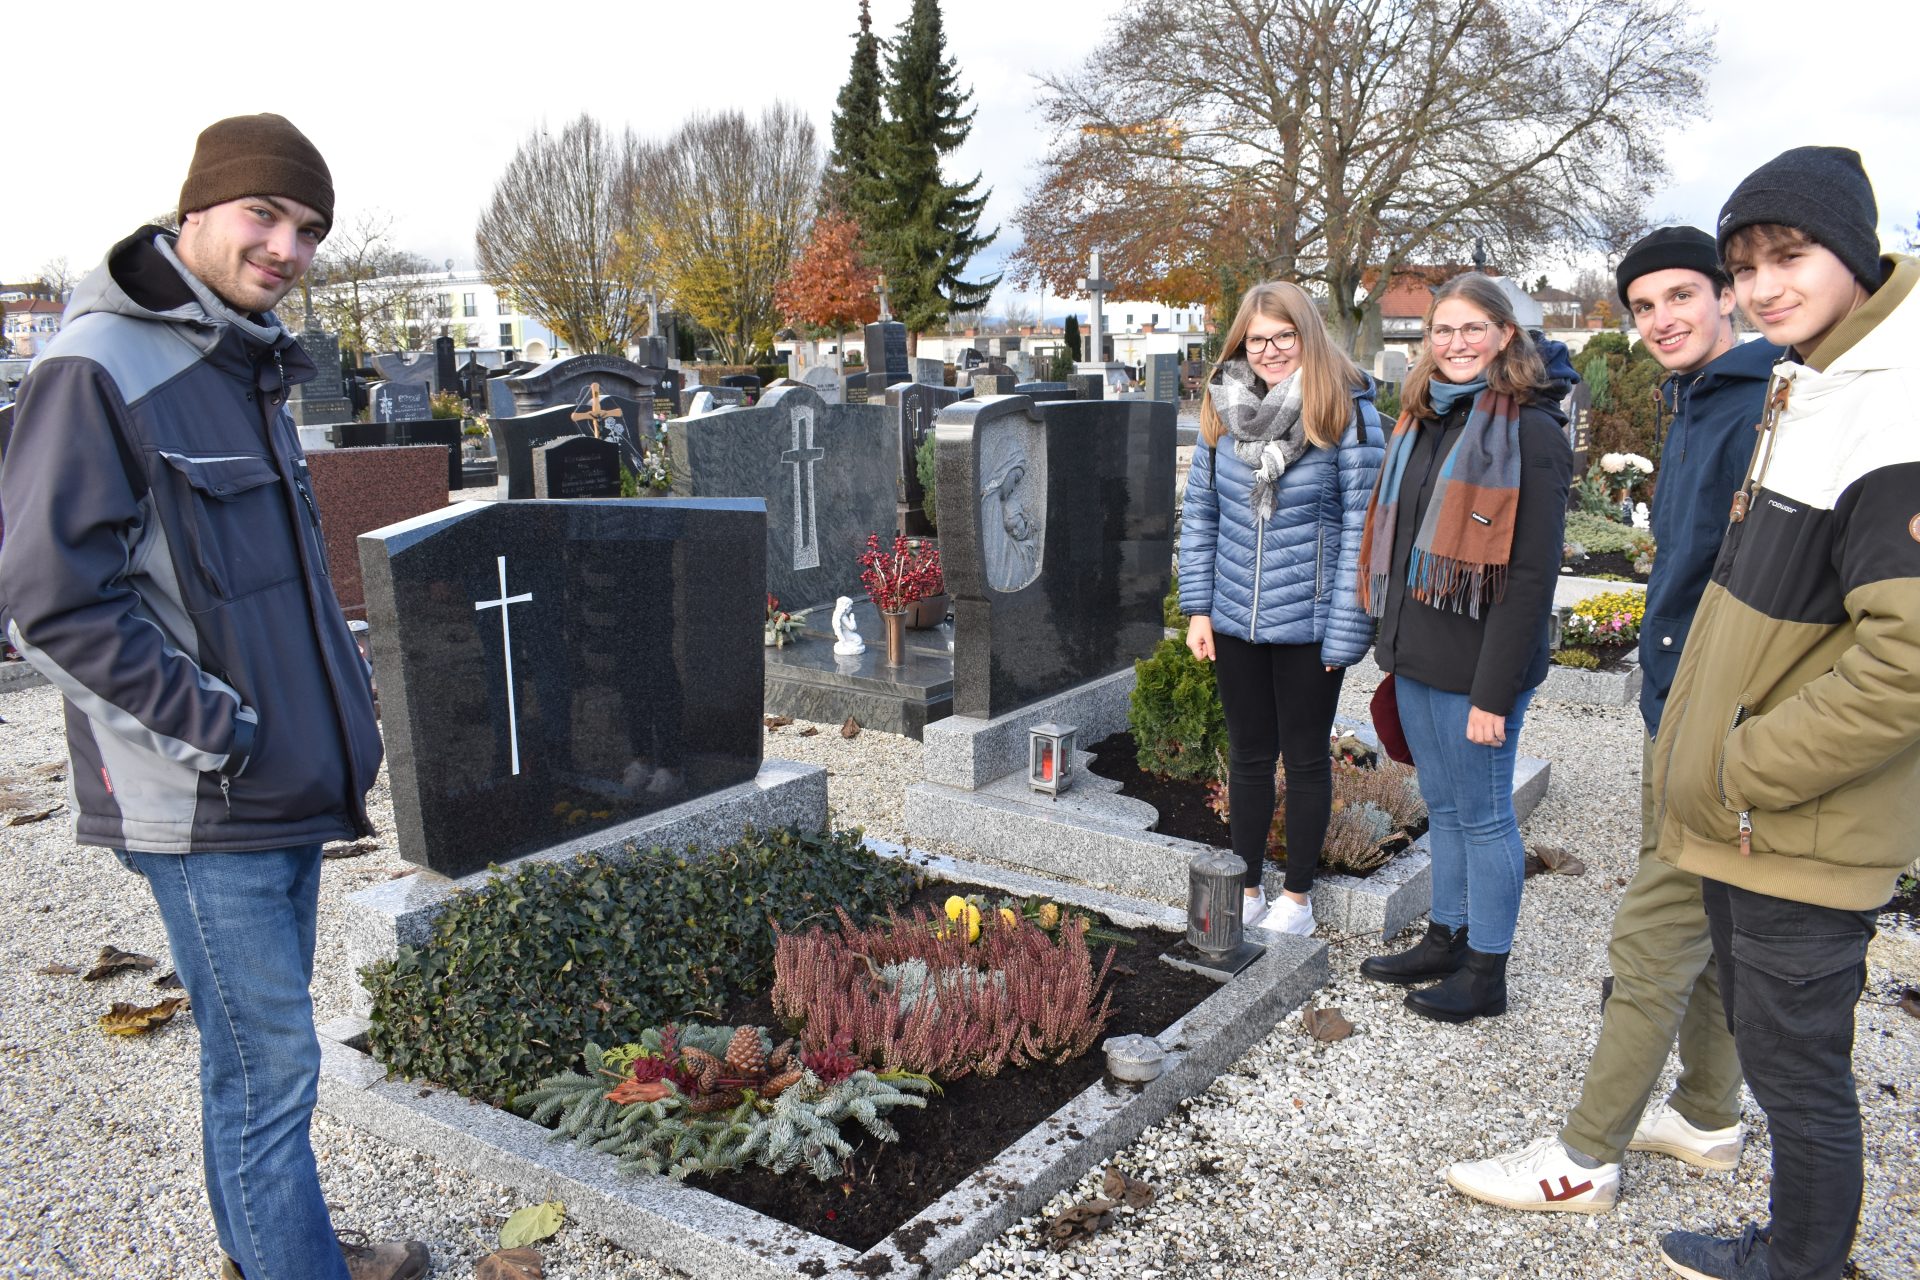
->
xmin=1241 ymin=890 xmax=1269 ymax=929
xmin=1267 ymin=894 xmax=1315 ymax=936
xmin=1630 ymin=1101 xmax=1744 ymax=1171
xmin=1445 ymin=1136 xmax=1619 ymax=1214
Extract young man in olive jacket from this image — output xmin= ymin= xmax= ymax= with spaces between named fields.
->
xmin=1446 ymin=228 xmax=1784 ymax=1214
xmin=1652 ymin=148 xmax=1920 ymax=1280
xmin=0 ymin=116 xmax=426 ymax=1280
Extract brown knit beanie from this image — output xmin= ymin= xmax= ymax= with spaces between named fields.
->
xmin=177 ymin=114 xmax=334 ymax=232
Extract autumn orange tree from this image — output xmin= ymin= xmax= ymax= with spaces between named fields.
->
xmin=774 ymin=213 xmax=881 ymax=365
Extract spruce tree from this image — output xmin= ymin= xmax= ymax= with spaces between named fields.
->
xmin=1063 ymin=314 xmax=1082 ymax=362
xmin=863 ymin=0 xmax=997 ymax=340
xmin=822 ymin=0 xmax=883 ymax=216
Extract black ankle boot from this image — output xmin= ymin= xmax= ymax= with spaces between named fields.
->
xmin=1358 ymin=921 xmax=1468 ymax=985
xmin=1405 ymin=948 xmax=1508 ymax=1022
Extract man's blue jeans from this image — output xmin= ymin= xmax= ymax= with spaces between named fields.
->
xmin=117 ymin=846 xmax=349 ymax=1280
xmin=1393 ymin=677 xmax=1534 ymax=954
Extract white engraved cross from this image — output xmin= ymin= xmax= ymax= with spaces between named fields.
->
xmin=473 ymin=555 xmax=534 ymax=775
xmin=780 ymin=405 xmax=825 ymax=571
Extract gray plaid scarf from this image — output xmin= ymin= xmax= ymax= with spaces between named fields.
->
xmin=1212 ymin=359 xmax=1307 ymax=521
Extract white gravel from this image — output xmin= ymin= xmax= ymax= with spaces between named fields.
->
xmin=1 ymin=669 xmax=1915 ymax=1279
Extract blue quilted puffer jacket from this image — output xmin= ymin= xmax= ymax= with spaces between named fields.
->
xmin=1178 ymin=380 xmax=1386 ymax=666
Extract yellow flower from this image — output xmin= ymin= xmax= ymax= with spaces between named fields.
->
xmin=998 ymin=906 xmax=1019 ymax=930
xmin=1037 ymin=902 xmax=1060 ymax=930
xmin=944 ymin=895 xmax=968 ymax=923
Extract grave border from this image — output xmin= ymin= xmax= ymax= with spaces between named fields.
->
xmin=316 ymin=840 xmax=1327 ymax=1280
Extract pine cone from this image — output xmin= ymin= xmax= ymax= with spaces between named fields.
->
xmin=761 ymin=1067 xmax=804 ymax=1100
xmin=687 ymin=1086 xmax=743 ymax=1113
xmin=681 ymin=1046 xmax=724 ymax=1093
xmin=724 ymin=1026 xmax=766 ymax=1077
xmin=767 ymin=1038 xmax=794 ymax=1073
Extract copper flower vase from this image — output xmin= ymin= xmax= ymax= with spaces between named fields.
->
xmin=882 ymin=609 xmax=907 ymax=666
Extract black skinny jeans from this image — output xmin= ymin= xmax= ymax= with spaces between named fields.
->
xmin=1211 ymin=633 xmax=1345 ymax=892
xmin=1702 ymin=878 xmax=1877 ymax=1280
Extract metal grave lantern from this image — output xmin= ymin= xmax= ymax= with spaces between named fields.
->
xmin=1186 ymin=847 xmax=1265 ymax=978
xmin=1028 ymin=722 xmax=1077 ymax=796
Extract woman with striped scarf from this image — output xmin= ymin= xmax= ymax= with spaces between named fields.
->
xmin=1355 ymin=273 xmax=1574 ymax=1023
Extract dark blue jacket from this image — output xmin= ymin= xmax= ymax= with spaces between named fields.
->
xmin=1178 ymin=379 xmax=1385 ymax=666
xmin=1638 ymin=337 xmax=1783 ymax=736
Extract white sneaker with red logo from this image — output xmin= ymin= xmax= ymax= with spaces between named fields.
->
xmin=1445 ymin=1136 xmax=1620 ymax=1214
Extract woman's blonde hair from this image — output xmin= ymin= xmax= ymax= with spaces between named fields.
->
xmin=1199 ymin=280 xmax=1364 ymax=449
xmin=1402 ymin=273 xmax=1550 ymax=420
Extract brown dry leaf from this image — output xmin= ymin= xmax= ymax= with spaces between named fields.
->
xmin=153 ymin=970 xmax=185 ymax=990
xmin=35 ymin=962 xmax=83 ymax=976
xmin=1302 ymin=1005 xmax=1355 ymax=1043
xmin=840 ymin=716 xmax=861 ymax=739
xmin=475 ymin=1248 xmax=544 ymax=1280
xmin=1043 ymin=1197 xmax=1117 ymax=1250
xmin=798 ymin=726 xmax=820 ymax=737
xmin=763 ymin=715 xmax=794 ymax=730
xmin=100 ymin=995 xmax=188 ymax=1036
xmin=30 ymin=762 xmax=67 ymax=781
xmin=322 ymin=839 xmax=379 ymax=860
xmin=1899 ymin=989 xmax=1920 ymax=1020
xmin=7 ymin=805 xmax=62 ymax=826
xmin=1536 ymin=846 xmax=1587 ymax=877
xmin=384 ymin=867 xmax=420 ymax=880
xmin=1101 ymin=1166 xmax=1156 ymax=1208
xmin=84 ymin=946 xmax=159 ymax=982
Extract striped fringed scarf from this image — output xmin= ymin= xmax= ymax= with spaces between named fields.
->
xmin=1357 ymin=389 xmax=1523 ymax=619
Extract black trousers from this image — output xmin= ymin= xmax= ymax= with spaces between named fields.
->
xmin=1701 ymin=877 xmax=1877 ymax=1280
xmin=1211 ymin=633 xmax=1345 ymax=892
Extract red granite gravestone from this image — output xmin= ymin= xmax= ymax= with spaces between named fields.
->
xmin=307 ymin=445 xmax=450 ymax=619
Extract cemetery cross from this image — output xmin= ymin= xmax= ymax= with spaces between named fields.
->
xmin=472 ymin=555 xmax=534 ymax=776
xmin=780 ymin=405 xmax=826 ymax=571
xmin=1075 ymin=251 xmax=1112 ymax=366
xmin=569 ymin=381 xmax=625 ymax=440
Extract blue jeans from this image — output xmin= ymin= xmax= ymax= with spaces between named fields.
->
xmin=117 ymin=846 xmax=348 ymax=1280
xmin=1393 ymin=676 xmax=1534 ymax=954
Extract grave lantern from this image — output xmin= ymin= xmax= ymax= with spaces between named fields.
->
xmin=1186 ymin=848 xmax=1264 ymax=976
xmin=1027 ymin=722 xmax=1077 ymax=796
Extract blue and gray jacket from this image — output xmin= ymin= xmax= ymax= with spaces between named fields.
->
xmin=0 ymin=228 xmax=382 ymax=853
xmin=1639 ymin=335 xmax=1783 ymax=736
xmin=1177 ymin=379 xmax=1385 ymax=665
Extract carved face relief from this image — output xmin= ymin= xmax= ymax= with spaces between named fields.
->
xmin=978 ymin=419 xmax=1045 ymax=593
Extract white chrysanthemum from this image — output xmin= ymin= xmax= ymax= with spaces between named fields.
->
xmin=1599 ymin=453 xmax=1626 ymax=474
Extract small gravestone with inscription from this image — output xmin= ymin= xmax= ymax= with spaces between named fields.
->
xmin=1146 ymin=353 xmax=1181 ymax=404
xmin=372 ymin=380 xmax=434 ymax=424
xmin=863 ymin=320 xmax=910 ymax=393
xmin=534 ymin=435 xmax=621 ymax=499
xmin=972 ymin=373 xmax=1019 ymax=397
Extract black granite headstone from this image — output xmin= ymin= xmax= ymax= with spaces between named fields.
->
xmin=972 ymin=373 xmax=1018 ymax=396
xmin=505 ymin=352 xmax=665 ymax=417
xmin=655 ymin=368 xmax=683 ymax=413
xmin=370 ymin=351 xmax=438 ymax=386
xmin=493 ymin=405 xmax=596 ymax=500
xmin=358 ymin=497 xmax=767 ymax=876
xmin=1013 ymin=381 xmax=1075 ymax=404
xmin=372 ymin=380 xmax=434 ymax=423
xmin=935 ymin=396 xmax=1176 ymax=719
xmin=434 ymin=334 xmax=458 ymax=393
xmin=336 ymin=418 xmax=464 ymax=490
xmin=534 ymin=435 xmax=621 ymax=499
xmin=680 ymin=385 xmax=746 ymax=416
xmin=1066 ymin=373 xmax=1106 ymax=401
xmin=668 ymin=383 xmax=896 ymax=613
xmin=289 ymin=326 xmax=352 ymax=426
xmin=863 ymin=321 xmax=910 ymax=388
xmin=719 ymin=374 xmax=762 ymax=393
xmin=885 ymin=382 xmax=971 ymax=516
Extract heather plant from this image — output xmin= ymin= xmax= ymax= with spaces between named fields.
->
xmin=1207 ymin=743 xmax=1426 ymax=875
xmin=770 ymin=905 xmax=1118 ymax=1080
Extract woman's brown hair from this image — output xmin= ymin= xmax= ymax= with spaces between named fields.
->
xmin=1199 ymin=280 xmax=1365 ymax=448
xmin=1402 ymin=273 xmax=1550 ymax=420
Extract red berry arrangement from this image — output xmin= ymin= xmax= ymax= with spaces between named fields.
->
xmin=857 ymin=533 xmax=943 ymax=613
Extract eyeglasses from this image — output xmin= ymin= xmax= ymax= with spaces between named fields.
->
xmin=1428 ymin=321 xmax=1498 ymax=346
xmin=1244 ymin=330 xmax=1299 ymax=355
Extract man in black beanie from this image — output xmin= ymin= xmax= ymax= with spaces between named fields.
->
xmin=0 ymin=116 xmax=428 ymax=1280
xmin=1652 ymin=147 xmax=1920 ymax=1280
xmin=1447 ymin=228 xmax=1782 ymax=1218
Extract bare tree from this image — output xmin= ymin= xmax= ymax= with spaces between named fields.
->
xmin=475 ymin=115 xmax=652 ymax=356
xmin=275 ymin=211 xmax=439 ymax=355
xmin=631 ymin=105 xmax=820 ymax=363
xmin=37 ymin=257 xmax=78 ymax=303
xmin=1011 ymin=0 xmax=1713 ymax=352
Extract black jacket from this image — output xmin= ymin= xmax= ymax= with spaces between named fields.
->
xmin=1374 ymin=397 xmax=1573 ymax=715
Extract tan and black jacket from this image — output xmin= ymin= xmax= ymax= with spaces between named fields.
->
xmin=1651 ymin=255 xmax=1920 ymax=910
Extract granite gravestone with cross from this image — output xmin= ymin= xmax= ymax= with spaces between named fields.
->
xmin=863 ymin=320 xmax=910 ymax=395
xmin=534 ymin=435 xmax=621 ymax=498
xmin=935 ymin=395 xmax=1176 ymax=719
xmin=288 ymin=323 xmax=352 ymax=426
xmin=370 ymin=350 xmax=438 ymax=387
xmin=1146 ymin=353 xmax=1181 ymax=405
xmin=358 ymin=497 xmax=766 ymax=876
xmin=668 ymin=383 xmax=894 ymax=612
xmin=371 ymin=380 xmax=433 ymax=424
xmin=887 ymin=381 xmax=972 ymax=535
xmin=492 ymin=405 xmax=585 ymax=501
xmin=505 ymin=350 xmax=666 ymax=417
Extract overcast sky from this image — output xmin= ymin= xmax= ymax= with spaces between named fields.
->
xmin=5 ymin=0 xmax=1914 ymax=307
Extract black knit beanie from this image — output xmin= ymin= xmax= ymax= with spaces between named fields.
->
xmin=177 ymin=114 xmax=334 ymax=232
xmin=1616 ymin=227 xmax=1723 ymax=306
xmin=1716 ymin=146 xmax=1880 ymax=288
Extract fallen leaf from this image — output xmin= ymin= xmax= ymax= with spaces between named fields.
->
xmin=1043 ymin=1196 xmax=1117 ymax=1250
xmin=7 ymin=805 xmax=61 ymax=826
xmin=30 ymin=762 xmax=67 ymax=781
xmin=100 ymin=996 xmax=188 ymax=1036
xmin=384 ymin=867 xmax=420 ymax=880
xmin=322 ymin=839 xmax=378 ymax=860
xmin=1301 ymin=1005 xmax=1354 ymax=1042
xmin=153 ymin=970 xmax=184 ymax=990
xmin=840 ymin=716 xmax=861 ymax=739
xmin=798 ymin=726 xmax=820 ymax=737
xmin=1524 ymin=845 xmax=1587 ymax=877
xmin=475 ymin=1247 xmax=544 ymax=1280
xmin=1101 ymin=1166 xmax=1156 ymax=1208
xmin=1899 ymin=989 xmax=1920 ymax=1020
xmin=35 ymin=962 xmax=83 ymax=976
xmin=84 ymin=946 xmax=159 ymax=982
xmin=763 ymin=715 xmax=794 ymax=730
xmin=499 ymin=1201 xmax=564 ymax=1249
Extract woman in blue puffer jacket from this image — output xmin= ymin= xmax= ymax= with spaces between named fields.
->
xmin=1178 ymin=280 xmax=1385 ymax=935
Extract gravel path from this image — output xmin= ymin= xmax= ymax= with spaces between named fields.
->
xmin=1 ymin=667 xmax=1914 ymax=1279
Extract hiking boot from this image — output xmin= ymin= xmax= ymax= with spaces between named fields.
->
xmin=1631 ymin=1101 xmax=1745 ymax=1171
xmin=1405 ymin=948 xmax=1508 ymax=1022
xmin=1358 ymin=921 xmax=1468 ymax=984
xmin=338 ymin=1231 xmax=431 ymax=1280
xmin=1659 ymin=1224 xmax=1773 ymax=1279
xmin=1445 ymin=1135 xmax=1619 ymax=1214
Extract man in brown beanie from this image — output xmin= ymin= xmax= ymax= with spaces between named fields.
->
xmin=0 ymin=115 xmax=427 ymax=1280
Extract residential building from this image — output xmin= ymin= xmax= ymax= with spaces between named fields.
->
xmin=2 ymin=299 xmax=66 ymax=357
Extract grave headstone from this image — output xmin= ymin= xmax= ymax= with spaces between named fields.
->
xmin=973 ymin=373 xmax=1019 ymax=396
xmin=370 ymin=351 xmax=438 ymax=387
xmin=358 ymin=497 xmax=767 ymax=876
xmin=863 ymin=320 xmax=910 ymax=392
xmin=1067 ymin=373 xmax=1106 ymax=401
xmin=288 ymin=325 xmax=352 ymax=426
xmin=506 ymin=352 xmax=664 ymax=417
xmin=911 ymin=357 xmax=946 ymax=387
xmin=1009 ymin=351 xmax=1036 ymax=382
xmin=800 ymin=365 xmax=845 ymax=406
xmin=668 ymin=383 xmax=895 ymax=613
xmin=719 ymin=374 xmax=762 ymax=395
xmin=307 ymin=445 xmax=449 ymax=619
xmin=681 ymin=385 xmax=745 ymax=416
xmin=492 ymin=405 xmax=589 ymax=500
xmin=371 ymin=380 xmax=434 ymax=424
xmin=1146 ymin=353 xmax=1181 ymax=405
xmin=935 ymin=395 xmax=1176 ymax=719
xmin=337 ymin=419 xmax=464 ymax=491
xmin=1372 ymin=349 xmax=1408 ymax=384
xmin=534 ymin=435 xmax=621 ymax=499
xmin=654 ymin=368 xmax=683 ymax=414
xmin=1014 ymin=381 xmax=1075 ymax=404
xmin=434 ymin=333 xmax=458 ymax=394
xmin=887 ymin=381 xmax=972 ymax=533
